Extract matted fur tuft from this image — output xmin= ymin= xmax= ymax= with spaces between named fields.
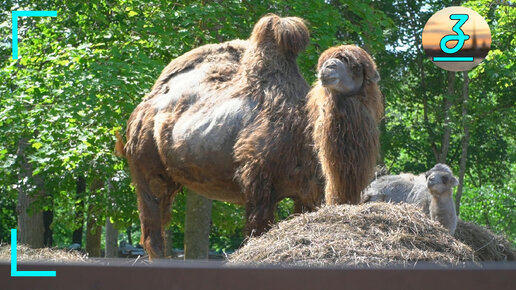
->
xmin=250 ymin=14 xmax=309 ymax=55
xmin=308 ymin=45 xmax=383 ymax=205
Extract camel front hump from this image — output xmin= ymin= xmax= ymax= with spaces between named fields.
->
xmin=151 ymin=63 xmax=212 ymax=112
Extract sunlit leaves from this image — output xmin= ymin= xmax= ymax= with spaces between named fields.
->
xmin=0 ymin=0 xmax=513 ymax=248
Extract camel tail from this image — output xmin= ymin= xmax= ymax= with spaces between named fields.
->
xmin=115 ymin=130 xmax=126 ymax=158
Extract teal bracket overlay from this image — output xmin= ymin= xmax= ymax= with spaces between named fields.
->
xmin=12 ymin=10 xmax=57 ymax=60
xmin=433 ymin=56 xmax=474 ymax=62
xmin=11 ymin=229 xmax=56 ymax=277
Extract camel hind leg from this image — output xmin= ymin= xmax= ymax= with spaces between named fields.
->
xmin=130 ymin=160 xmax=181 ymax=259
xmin=125 ymin=126 xmax=181 ymax=258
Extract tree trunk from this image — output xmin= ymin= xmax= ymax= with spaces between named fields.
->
xmin=164 ymin=227 xmax=174 ymax=258
xmin=16 ymin=138 xmax=44 ymax=248
xmin=418 ymin=49 xmax=439 ymax=161
xmin=126 ymin=228 xmax=132 ymax=245
xmin=105 ymin=217 xmax=118 ymax=258
xmin=85 ymin=179 xmax=103 ymax=257
xmin=85 ymin=219 xmax=101 ymax=257
xmin=43 ymin=210 xmax=53 ymax=246
xmin=184 ymin=190 xmax=212 ymax=260
xmin=438 ymin=71 xmax=455 ymax=163
xmin=455 ymin=71 xmax=470 ymax=216
xmin=17 ymin=192 xmax=45 ymax=248
xmin=72 ymin=175 xmax=86 ymax=246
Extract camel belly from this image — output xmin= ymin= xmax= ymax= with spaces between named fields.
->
xmin=155 ymin=97 xmax=256 ymax=204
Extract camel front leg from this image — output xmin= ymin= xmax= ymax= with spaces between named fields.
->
xmin=244 ymin=192 xmax=277 ymax=237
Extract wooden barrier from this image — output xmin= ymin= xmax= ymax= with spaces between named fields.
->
xmin=2 ymin=261 xmax=516 ymax=290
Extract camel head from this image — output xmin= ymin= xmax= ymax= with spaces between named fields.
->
xmin=425 ymin=163 xmax=459 ymax=197
xmin=317 ymin=45 xmax=380 ymax=97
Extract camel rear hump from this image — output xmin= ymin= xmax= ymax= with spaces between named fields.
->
xmin=250 ymin=14 xmax=309 ymax=55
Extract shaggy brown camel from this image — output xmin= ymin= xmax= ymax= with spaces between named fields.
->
xmin=117 ymin=15 xmax=383 ymax=259
xmin=307 ymin=45 xmax=383 ymax=205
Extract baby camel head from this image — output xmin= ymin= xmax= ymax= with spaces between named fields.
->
xmin=317 ymin=45 xmax=380 ymax=96
xmin=425 ymin=164 xmax=459 ymax=197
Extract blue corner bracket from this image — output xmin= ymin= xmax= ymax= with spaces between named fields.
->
xmin=11 ymin=229 xmax=56 ymax=277
xmin=12 ymin=10 xmax=57 ymax=60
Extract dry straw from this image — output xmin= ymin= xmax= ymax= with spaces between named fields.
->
xmin=455 ymin=219 xmax=515 ymax=262
xmin=1 ymin=204 xmax=512 ymax=266
xmin=0 ymin=244 xmax=87 ymax=263
xmin=229 ymin=203 xmax=477 ymax=267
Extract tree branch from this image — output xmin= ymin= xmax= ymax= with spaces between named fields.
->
xmin=455 ymin=71 xmax=470 ymax=216
xmin=438 ymin=71 xmax=455 ymax=163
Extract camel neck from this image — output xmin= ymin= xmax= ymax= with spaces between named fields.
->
xmin=430 ymin=191 xmax=454 ymax=207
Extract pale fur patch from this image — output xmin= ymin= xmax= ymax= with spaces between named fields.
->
xmin=172 ymin=98 xmax=255 ymax=153
xmin=151 ymin=63 xmax=212 ymax=111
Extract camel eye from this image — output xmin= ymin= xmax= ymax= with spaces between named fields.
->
xmin=352 ymin=64 xmax=362 ymax=75
xmin=442 ymin=175 xmax=449 ymax=184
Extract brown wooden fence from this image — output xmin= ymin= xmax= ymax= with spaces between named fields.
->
xmin=2 ymin=261 xmax=516 ymax=290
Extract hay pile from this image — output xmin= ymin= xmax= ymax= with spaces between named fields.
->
xmin=229 ymin=203 xmax=475 ymax=267
xmin=0 ymin=244 xmax=88 ymax=263
xmin=455 ymin=220 xmax=515 ymax=262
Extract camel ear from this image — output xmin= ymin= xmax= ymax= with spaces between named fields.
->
xmin=363 ymin=58 xmax=380 ymax=83
xmin=451 ymin=176 xmax=459 ymax=187
xmin=350 ymin=47 xmax=380 ymax=84
xmin=368 ymin=68 xmax=381 ymax=83
xmin=251 ymin=14 xmax=309 ymax=55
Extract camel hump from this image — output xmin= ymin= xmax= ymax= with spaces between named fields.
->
xmin=146 ymin=39 xmax=248 ymax=100
xmin=250 ymin=14 xmax=309 ymax=55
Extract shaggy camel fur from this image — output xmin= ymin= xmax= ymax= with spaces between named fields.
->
xmin=362 ymin=164 xmax=459 ymax=234
xmin=307 ymin=45 xmax=383 ymax=204
xmin=118 ymin=15 xmax=316 ymax=258
xmin=117 ymin=15 xmax=383 ymax=259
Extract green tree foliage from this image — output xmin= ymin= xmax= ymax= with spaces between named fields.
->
xmin=0 ymin=0 xmax=514 ymax=250
xmin=376 ymin=0 xmax=515 ymax=245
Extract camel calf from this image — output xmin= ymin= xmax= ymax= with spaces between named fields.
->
xmin=362 ymin=164 xmax=458 ymax=234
